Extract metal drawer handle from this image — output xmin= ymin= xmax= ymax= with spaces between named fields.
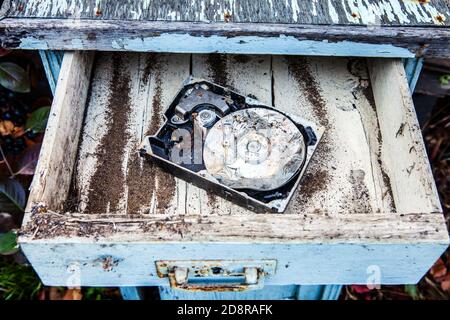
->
xmin=168 ymin=267 xmax=264 ymax=292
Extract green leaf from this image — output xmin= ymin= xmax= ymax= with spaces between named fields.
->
xmin=404 ymin=284 xmax=420 ymax=300
xmin=26 ymin=106 xmax=51 ymax=133
xmin=0 ymin=231 xmax=18 ymax=255
xmin=439 ymin=74 xmax=450 ymax=86
xmin=0 ymin=178 xmax=26 ymax=214
xmin=0 ymin=62 xmax=30 ymax=93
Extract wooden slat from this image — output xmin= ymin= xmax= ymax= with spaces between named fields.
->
xmin=1 ymin=18 xmax=449 ymax=58
xmin=25 ymin=51 xmax=94 ymax=217
xmin=368 ymin=59 xmax=442 ymax=214
xmin=272 ymin=56 xmax=395 ymax=214
xmin=7 ymin=0 xmax=449 ymax=26
xmin=72 ymin=52 xmax=190 ymax=215
xmin=20 ymin=211 xmax=449 ymax=243
xmin=159 ymin=285 xmax=299 ymax=300
xmin=19 ymin=226 xmax=448 ymax=286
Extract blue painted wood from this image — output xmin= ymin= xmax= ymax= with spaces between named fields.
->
xmin=159 ymin=285 xmax=299 ymax=300
xmin=39 ymin=50 xmax=63 ymax=95
xmin=120 ymin=287 xmax=144 ymax=300
xmin=29 ymin=35 xmax=416 ymax=58
xmin=296 ymin=285 xmax=343 ymax=300
xmin=404 ymin=58 xmax=424 ymax=93
xmin=159 ymin=284 xmax=343 ymax=300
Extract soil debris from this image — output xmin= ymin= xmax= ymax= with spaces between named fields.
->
xmin=287 ymin=57 xmax=329 ymax=127
xmin=206 ymin=54 xmax=229 ymax=87
xmin=85 ymin=54 xmax=132 ymax=214
xmin=126 ymin=56 xmax=176 ymax=214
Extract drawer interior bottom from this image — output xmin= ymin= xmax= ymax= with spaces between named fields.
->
xmin=66 ymin=53 xmax=396 ymax=216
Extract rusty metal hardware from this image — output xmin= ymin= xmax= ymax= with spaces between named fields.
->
xmin=156 ymin=260 xmax=277 ymax=292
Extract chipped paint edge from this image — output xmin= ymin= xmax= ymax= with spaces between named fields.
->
xmin=18 ymin=33 xmax=416 ymax=58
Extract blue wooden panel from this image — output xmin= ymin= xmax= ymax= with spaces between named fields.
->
xmin=39 ymin=50 xmax=64 ymax=95
xmin=159 ymin=285 xmax=343 ymax=300
xmin=296 ymin=285 xmax=343 ymax=300
xmin=159 ymin=285 xmax=299 ymax=300
xmin=404 ymin=58 xmax=424 ymax=93
xmin=120 ymin=287 xmax=144 ymax=300
xmin=28 ymin=36 xmax=416 ymax=58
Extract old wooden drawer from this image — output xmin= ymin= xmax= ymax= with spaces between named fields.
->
xmin=19 ymin=51 xmax=448 ymax=287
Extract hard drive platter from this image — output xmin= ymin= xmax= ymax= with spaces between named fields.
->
xmin=139 ymin=77 xmax=324 ymax=213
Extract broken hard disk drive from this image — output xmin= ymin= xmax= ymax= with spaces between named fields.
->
xmin=139 ymin=77 xmax=324 ymax=213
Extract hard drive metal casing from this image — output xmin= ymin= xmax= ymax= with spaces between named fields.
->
xmin=139 ymin=77 xmax=324 ymax=213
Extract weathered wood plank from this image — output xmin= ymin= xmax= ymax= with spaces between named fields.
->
xmin=24 ymin=51 xmax=94 ymax=217
xmin=159 ymin=285 xmax=299 ymax=300
xmin=19 ymin=234 xmax=448 ymax=286
xmin=368 ymin=59 xmax=442 ymax=214
xmin=19 ymin=211 xmax=449 ymax=243
xmin=1 ymin=18 xmax=449 ymax=58
xmin=38 ymin=50 xmax=64 ymax=95
xmin=72 ymin=52 xmax=190 ymax=215
xmin=7 ymin=0 xmax=449 ymax=26
xmin=272 ymin=56 xmax=395 ymax=214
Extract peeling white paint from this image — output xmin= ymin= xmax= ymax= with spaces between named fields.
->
xmin=19 ymin=36 xmax=49 ymax=49
xmin=105 ymin=33 xmax=415 ymax=58
xmin=403 ymin=2 xmax=431 ymax=23
xmin=311 ymin=0 xmax=318 ymax=16
xmin=199 ymin=0 xmax=207 ymax=21
xmin=10 ymin=0 xmax=449 ymax=26
xmin=167 ymin=10 xmax=177 ymax=21
xmin=291 ymin=0 xmax=300 ymax=22
xmin=342 ymin=0 xmax=362 ymax=23
xmin=389 ymin=0 xmax=411 ymax=24
xmin=71 ymin=38 xmax=83 ymax=49
xmin=328 ymin=0 xmax=340 ymax=23
xmin=422 ymin=2 xmax=447 ymax=25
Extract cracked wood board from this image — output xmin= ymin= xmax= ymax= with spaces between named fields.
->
xmin=0 ymin=1 xmax=449 ymax=58
xmin=18 ymin=52 xmax=449 ymax=286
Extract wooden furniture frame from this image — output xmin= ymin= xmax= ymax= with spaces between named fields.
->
xmin=21 ymin=50 xmax=448 ymax=300
xmin=0 ymin=0 xmax=448 ymax=300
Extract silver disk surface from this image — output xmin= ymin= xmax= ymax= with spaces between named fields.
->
xmin=203 ymin=108 xmax=306 ymax=191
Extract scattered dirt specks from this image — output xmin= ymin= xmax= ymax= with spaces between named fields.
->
xmin=233 ymin=54 xmax=251 ymax=64
xmin=347 ymin=58 xmax=396 ymax=212
xmin=142 ymin=53 xmax=159 ymax=86
xmin=295 ymin=169 xmax=330 ymax=207
xmin=348 ymin=169 xmax=372 ymax=212
xmin=126 ymin=56 xmax=176 ymax=214
xmin=126 ymin=151 xmax=155 ymax=214
xmin=206 ymin=54 xmax=229 ymax=87
xmin=207 ymin=193 xmax=219 ymax=213
xmin=287 ymin=57 xmax=329 ymax=127
xmin=85 ymin=54 xmax=132 ymax=214
xmin=287 ymin=57 xmax=334 ymax=209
